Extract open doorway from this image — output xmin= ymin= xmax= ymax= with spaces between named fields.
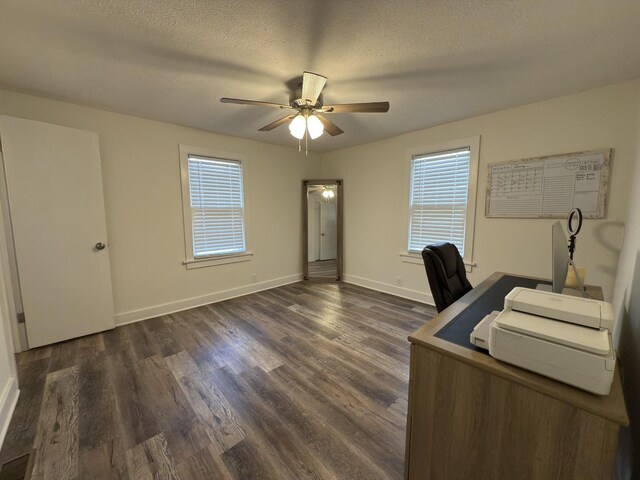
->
xmin=303 ymin=180 xmax=342 ymax=281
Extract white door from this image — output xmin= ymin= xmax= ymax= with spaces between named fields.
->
xmin=307 ymin=201 xmax=321 ymax=261
xmin=0 ymin=116 xmax=115 ymax=348
xmin=320 ymin=202 xmax=337 ymax=260
xmin=313 ymin=202 xmax=321 ymax=261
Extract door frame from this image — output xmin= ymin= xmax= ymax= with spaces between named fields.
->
xmin=0 ymin=150 xmax=25 ymax=353
xmin=303 ymin=179 xmax=343 ymax=281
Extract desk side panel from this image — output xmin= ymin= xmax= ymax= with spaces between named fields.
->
xmin=405 ymin=343 xmax=422 ymax=479
xmin=407 ymin=345 xmax=619 ymax=480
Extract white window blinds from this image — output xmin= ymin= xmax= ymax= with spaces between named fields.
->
xmin=187 ymin=155 xmax=246 ymax=257
xmin=408 ymin=147 xmax=471 ymax=255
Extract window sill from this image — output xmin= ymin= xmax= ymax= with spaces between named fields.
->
xmin=400 ymin=251 xmax=476 ymax=273
xmin=183 ymin=251 xmax=253 ymax=269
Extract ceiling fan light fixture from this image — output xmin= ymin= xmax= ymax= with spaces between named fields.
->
xmin=288 ymin=115 xmax=306 ymax=139
xmin=306 ymin=114 xmax=324 ymax=139
xmin=322 ymin=187 xmax=335 ymax=199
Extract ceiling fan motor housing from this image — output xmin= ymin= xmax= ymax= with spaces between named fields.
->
xmin=290 ymin=87 xmax=324 ymax=109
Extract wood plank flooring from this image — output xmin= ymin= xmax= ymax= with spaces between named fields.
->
xmin=307 ymin=259 xmax=336 ymax=278
xmin=0 ymin=282 xmax=436 ymax=480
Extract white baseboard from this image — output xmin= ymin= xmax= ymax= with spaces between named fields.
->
xmin=342 ymin=274 xmax=434 ymax=305
xmin=115 ymin=273 xmax=303 ymax=326
xmin=114 ymin=272 xmax=432 ymax=326
xmin=0 ymin=376 xmax=19 ymax=450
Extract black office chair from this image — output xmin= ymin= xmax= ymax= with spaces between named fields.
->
xmin=422 ymin=242 xmax=473 ymax=313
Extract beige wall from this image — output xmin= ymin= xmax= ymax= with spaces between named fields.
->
xmin=320 ymin=80 xmax=640 ymax=303
xmin=611 ymin=80 xmax=640 ymax=479
xmin=0 ymin=89 xmax=320 ymax=324
xmin=0 ymin=82 xmax=636 ymax=319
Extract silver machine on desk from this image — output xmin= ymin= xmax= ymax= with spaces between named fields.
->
xmin=472 ymin=287 xmax=615 ymax=395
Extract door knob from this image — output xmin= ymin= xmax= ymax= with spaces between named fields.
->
xmin=95 ymin=242 xmax=106 ymax=250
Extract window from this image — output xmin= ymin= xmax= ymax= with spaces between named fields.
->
xmin=180 ymin=146 xmax=250 ymax=268
xmin=406 ymin=137 xmax=479 ymax=267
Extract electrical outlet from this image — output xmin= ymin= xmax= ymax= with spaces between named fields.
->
xmin=250 ymin=273 xmax=258 ymax=284
xmin=395 ymin=276 xmax=403 ymax=287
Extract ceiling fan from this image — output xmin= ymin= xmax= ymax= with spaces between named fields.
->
xmin=220 ymin=71 xmax=390 ymax=141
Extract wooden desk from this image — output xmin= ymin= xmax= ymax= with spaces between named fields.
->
xmin=405 ymin=272 xmax=629 ymax=480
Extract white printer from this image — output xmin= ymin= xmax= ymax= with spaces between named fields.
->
xmin=487 ymin=287 xmax=616 ymax=395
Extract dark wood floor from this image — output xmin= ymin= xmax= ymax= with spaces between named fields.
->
xmin=0 ymin=282 xmax=435 ymax=480
xmin=307 ymin=259 xmax=337 ymax=278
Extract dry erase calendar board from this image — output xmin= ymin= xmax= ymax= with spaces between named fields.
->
xmin=485 ymin=149 xmax=611 ymax=219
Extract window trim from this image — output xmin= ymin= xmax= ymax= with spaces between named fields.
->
xmin=179 ymin=144 xmax=252 ymax=268
xmin=402 ymin=136 xmax=480 ymax=271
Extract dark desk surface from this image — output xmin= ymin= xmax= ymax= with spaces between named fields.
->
xmin=409 ymin=272 xmax=629 ymax=426
xmin=434 ymin=274 xmax=547 ymax=352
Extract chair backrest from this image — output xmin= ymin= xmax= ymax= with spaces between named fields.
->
xmin=422 ymin=242 xmax=473 ymax=313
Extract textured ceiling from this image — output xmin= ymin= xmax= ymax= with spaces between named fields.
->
xmin=0 ymin=1 xmax=639 ymax=152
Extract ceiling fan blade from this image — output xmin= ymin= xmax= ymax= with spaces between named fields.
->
xmin=220 ymin=97 xmax=292 ymax=109
xmin=320 ymin=102 xmax=390 ymax=113
xmin=316 ymin=114 xmax=344 ymax=136
xmin=301 ymin=71 xmax=327 ymax=105
xmin=258 ymin=115 xmax=296 ymax=131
